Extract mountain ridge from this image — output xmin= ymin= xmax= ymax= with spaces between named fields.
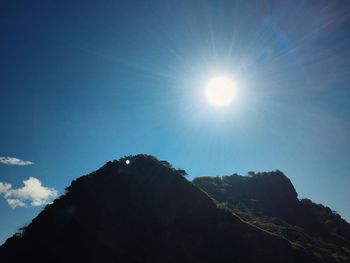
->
xmin=0 ymin=155 xmax=346 ymax=262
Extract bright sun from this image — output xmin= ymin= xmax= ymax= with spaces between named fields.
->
xmin=205 ymin=76 xmax=236 ymax=107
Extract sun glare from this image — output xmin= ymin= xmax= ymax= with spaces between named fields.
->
xmin=205 ymin=76 xmax=236 ymax=107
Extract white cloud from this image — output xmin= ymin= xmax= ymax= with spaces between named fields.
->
xmin=6 ymin=198 xmax=26 ymax=208
xmin=0 ymin=182 xmax=11 ymax=193
xmin=0 ymin=177 xmax=58 ymax=208
xmin=0 ymin=157 xmax=34 ymax=166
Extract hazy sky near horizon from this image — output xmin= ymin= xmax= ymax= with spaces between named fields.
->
xmin=1 ymin=0 xmax=350 ymax=244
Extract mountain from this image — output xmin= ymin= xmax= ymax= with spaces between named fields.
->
xmin=193 ymin=171 xmax=350 ymax=263
xmin=0 ymin=155 xmax=321 ymax=263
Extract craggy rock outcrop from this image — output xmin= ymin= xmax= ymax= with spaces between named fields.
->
xmin=193 ymin=172 xmax=350 ymax=263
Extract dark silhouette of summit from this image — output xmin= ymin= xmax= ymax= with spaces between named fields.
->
xmin=194 ymin=171 xmax=350 ymax=263
xmin=0 ymin=155 xmax=343 ymax=262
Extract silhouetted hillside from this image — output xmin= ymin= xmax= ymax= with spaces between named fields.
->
xmin=0 ymin=155 xmax=318 ymax=263
xmin=193 ymin=171 xmax=350 ymax=263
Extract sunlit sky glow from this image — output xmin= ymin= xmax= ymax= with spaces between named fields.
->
xmin=1 ymin=1 xmax=350 ymax=244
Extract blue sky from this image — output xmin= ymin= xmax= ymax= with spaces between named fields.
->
xmin=1 ymin=0 xmax=350 ymax=244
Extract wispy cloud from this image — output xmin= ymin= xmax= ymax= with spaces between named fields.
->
xmin=0 ymin=177 xmax=58 ymax=208
xmin=0 ymin=157 xmax=34 ymax=166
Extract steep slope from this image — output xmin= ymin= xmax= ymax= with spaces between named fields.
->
xmin=193 ymin=171 xmax=350 ymax=263
xmin=0 ymin=155 xmax=317 ymax=263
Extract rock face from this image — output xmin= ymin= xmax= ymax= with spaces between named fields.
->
xmin=193 ymin=171 xmax=299 ymax=221
xmin=0 ymin=155 xmax=317 ymax=263
xmin=193 ymin=172 xmax=350 ymax=263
